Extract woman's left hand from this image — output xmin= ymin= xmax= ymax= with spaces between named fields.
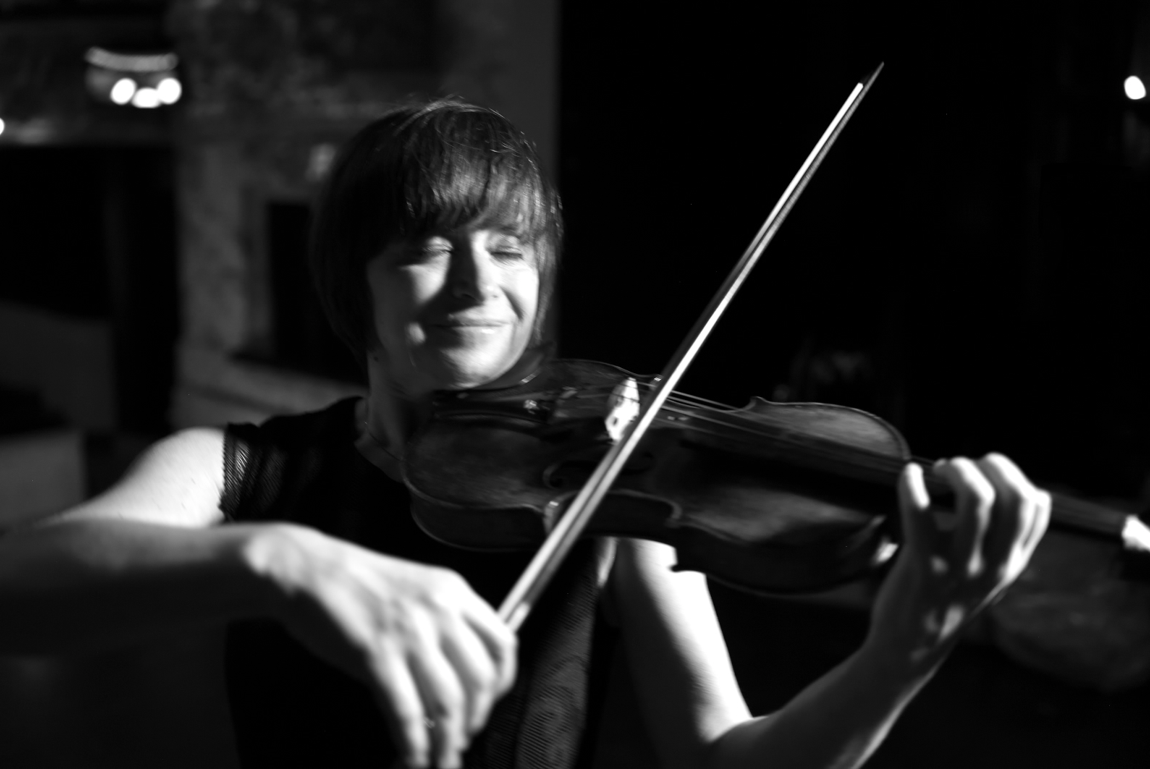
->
xmin=867 ymin=453 xmax=1052 ymax=666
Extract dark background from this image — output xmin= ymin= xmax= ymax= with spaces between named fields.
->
xmin=558 ymin=4 xmax=1150 ymax=766
xmin=1 ymin=1 xmax=1149 ymax=766
xmin=559 ymin=1 xmax=1150 ymax=501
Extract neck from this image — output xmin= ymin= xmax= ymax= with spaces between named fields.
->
xmin=356 ymin=343 xmax=552 ymax=473
xmin=363 ymin=380 xmax=431 ymax=455
xmin=356 ymin=362 xmax=435 ymax=478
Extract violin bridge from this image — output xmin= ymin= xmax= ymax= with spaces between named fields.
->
xmin=604 ymin=377 xmax=640 ymax=443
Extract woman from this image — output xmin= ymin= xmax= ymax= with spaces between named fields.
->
xmin=0 ymin=100 xmax=1050 ymax=769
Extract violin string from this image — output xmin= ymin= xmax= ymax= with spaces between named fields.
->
xmin=499 ymin=382 xmax=1113 ymax=531
xmin=659 ymin=409 xmax=911 ymax=483
xmin=531 ymin=382 xmax=916 ymax=485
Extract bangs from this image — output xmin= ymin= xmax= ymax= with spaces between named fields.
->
xmin=378 ymin=108 xmax=554 ymax=248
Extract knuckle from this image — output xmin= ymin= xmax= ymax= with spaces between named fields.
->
xmin=981 ymin=451 xmax=1008 ymax=467
xmin=410 ymin=616 xmax=444 ymax=651
xmin=475 ymin=662 xmax=501 ymax=694
xmin=951 ymin=456 xmax=979 ymax=477
xmin=436 ymin=567 xmax=469 ymax=592
xmin=982 ymin=452 xmax=1022 ymax=484
xmin=971 ymin=482 xmax=995 ymax=511
xmin=427 ymin=568 xmax=472 ymax=608
xmin=944 ymin=455 xmax=972 ymax=470
xmin=432 ymin=686 xmax=466 ymax=719
xmin=393 ymin=706 xmax=429 ymax=751
xmin=959 ymin=467 xmax=995 ymax=506
xmin=397 ymin=708 xmax=425 ymax=734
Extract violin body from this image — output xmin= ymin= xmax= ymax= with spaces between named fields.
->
xmin=406 ymin=359 xmax=911 ymax=593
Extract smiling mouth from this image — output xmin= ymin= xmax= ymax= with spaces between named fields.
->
xmin=434 ymin=320 xmax=508 ymax=328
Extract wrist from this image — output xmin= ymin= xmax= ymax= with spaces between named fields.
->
xmin=858 ymin=625 xmax=952 ymax=685
xmin=235 ymin=522 xmax=319 ymax=622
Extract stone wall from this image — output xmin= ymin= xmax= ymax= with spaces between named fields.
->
xmin=166 ymin=0 xmax=559 ymax=427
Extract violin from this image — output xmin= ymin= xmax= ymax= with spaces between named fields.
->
xmin=407 ymin=65 xmax=1150 ymax=631
xmin=405 ymin=357 xmax=1150 ymax=597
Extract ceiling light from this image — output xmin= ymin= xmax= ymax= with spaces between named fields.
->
xmin=110 ymin=78 xmax=137 ymax=105
xmin=1125 ymin=75 xmax=1147 ymax=100
xmin=156 ymin=77 xmax=182 ymax=105
xmin=131 ymin=88 xmax=161 ymax=109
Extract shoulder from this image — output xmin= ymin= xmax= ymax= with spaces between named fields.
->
xmin=222 ymin=398 xmax=362 ymax=522
xmin=49 ymin=400 xmax=360 ymax=530
xmin=232 ymin=398 xmax=359 ymax=454
xmin=60 ymin=427 xmax=227 ymax=528
xmin=264 ymin=398 xmax=360 ymax=436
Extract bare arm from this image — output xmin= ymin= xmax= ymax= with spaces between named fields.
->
xmin=0 ymin=426 xmax=516 ymax=769
xmin=0 ymin=428 xmax=274 ymax=653
xmin=617 ymin=454 xmax=1051 ymax=769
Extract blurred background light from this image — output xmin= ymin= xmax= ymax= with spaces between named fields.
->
xmin=84 ymin=47 xmax=178 ymax=73
xmin=83 ymin=47 xmax=180 ymax=109
xmin=110 ymin=78 xmax=137 ymax=106
xmin=156 ymin=77 xmax=182 ymax=105
xmin=0 ymin=118 xmax=5 ymax=137
xmin=306 ymin=143 xmax=338 ymax=183
xmin=130 ymin=88 xmax=161 ymax=109
xmin=1124 ymin=75 xmax=1146 ymax=100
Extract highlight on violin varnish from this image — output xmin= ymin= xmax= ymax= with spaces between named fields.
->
xmin=604 ymin=377 xmax=640 ymax=443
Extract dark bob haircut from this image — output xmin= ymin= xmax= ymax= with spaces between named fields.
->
xmin=309 ymin=98 xmax=563 ymax=361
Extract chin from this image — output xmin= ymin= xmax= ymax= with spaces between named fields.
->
xmin=425 ymin=348 xmax=519 ymax=391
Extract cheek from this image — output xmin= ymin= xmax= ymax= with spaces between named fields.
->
xmin=511 ymin=271 xmax=541 ymax=322
xmin=370 ymin=268 xmax=437 ymax=339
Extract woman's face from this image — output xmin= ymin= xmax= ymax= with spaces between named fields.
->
xmin=365 ymin=226 xmax=540 ymax=394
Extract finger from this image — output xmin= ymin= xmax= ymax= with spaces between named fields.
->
xmin=972 ymin=454 xmax=1027 ymax=572
xmin=896 ymin=462 xmax=941 ymax=569
xmin=979 ymin=453 xmax=1051 ymax=558
xmin=407 ymin=642 xmax=469 ymax=769
xmin=369 ymin=645 xmax=431 ymax=769
xmin=463 ymin=607 xmax=518 ymax=698
xmin=934 ymin=457 xmax=995 ymax=579
xmin=440 ymin=616 xmax=500 ymax=736
xmin=1027 ymin=488 xmax=1053 ymax=553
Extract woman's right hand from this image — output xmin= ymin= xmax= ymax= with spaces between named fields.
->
xmin=249 ymin=524 xmax=517 ymax=769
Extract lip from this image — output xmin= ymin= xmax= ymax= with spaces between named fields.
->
xmin=432 ymin=319 xmax=509 ymax=328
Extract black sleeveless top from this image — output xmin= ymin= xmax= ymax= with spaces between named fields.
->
xmin=220 ymin=398 xmax=617 ymax=768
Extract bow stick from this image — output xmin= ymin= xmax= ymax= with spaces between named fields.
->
xmin=498 ymin=63 xmax=886 ymax=632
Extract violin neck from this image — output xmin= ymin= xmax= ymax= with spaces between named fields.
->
xmin=918 ymin=462 xmax=1148 ymax=551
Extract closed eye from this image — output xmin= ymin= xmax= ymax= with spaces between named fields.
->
xmin=397 ymin=239 xmax=451 ymax=265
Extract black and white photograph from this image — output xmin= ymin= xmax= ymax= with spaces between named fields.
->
xmin=1 ymin=1 xmax=1149 ymax=767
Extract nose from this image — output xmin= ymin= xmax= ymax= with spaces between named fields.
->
xmin=449 ymin=236 xmax=496 ymax=301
